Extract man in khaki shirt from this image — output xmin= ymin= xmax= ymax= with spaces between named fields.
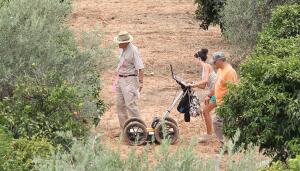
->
xmin=114 ymin=31 xmax=144 ymax=134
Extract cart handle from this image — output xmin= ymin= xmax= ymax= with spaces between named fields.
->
xmin=169 ymin=65 xmax=189 ymax=89
xmin=170 ymin=64 xmax=175 ymax=79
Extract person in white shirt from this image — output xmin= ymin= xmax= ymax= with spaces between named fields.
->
xmin=114 ymin=31 xmax=144 ymax=136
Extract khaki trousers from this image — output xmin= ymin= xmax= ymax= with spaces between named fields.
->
xmin=116 ymin=76 xmax=141 ymax=128
xmin=213 ymin=115 xmax=223 ymax=142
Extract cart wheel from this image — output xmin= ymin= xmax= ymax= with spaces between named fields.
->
xmin=163 ymin=117 xmax=178 ymax=126
xmin=154 ymin=121 xmax=179 ymax=145
xmin=123 ymin=117 xmax=146 ymax=128
xmin=124 ymin=121 xmax=148 ymax=146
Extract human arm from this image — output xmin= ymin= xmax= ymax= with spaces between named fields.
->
xmin=138 ymin=69 xmax=144 ymax=92
xmin=132 ymin=47 xmax=144 ymax=92
xmin=190 ymin=80 xmax=207 ymax=89
xmin=190 ymin=64 xmax=210 ymax=89
xmin=204 ymin=86 xmax=215 ymax=105
xmin=204 ymin=70 xmax=217 ymax=105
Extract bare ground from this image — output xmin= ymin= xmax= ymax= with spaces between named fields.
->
xmin=69 ymin=0 xmax=234 ymax=163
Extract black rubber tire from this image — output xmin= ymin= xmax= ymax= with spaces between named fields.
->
xmin=163 ymin=117 xmax=178 ymax=126
xmin=154 ymin=121 xmax=179 ymax=145
xmin=123 ymin=117 xmax=146 ymax=128
xmin=123 ymin=121 xmax=148 ymax=146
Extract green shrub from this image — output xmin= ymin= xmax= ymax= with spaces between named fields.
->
xmin=262 ymin=155 xmax=300 ymax=171
xmin=0 ymin=0 xmax=71 ymax=87
xmin=221 ymin=0 xmax=298 ymax=67
xmin=224 ymin=131 xmax=270 ymax=171
xmin=217 ymin=4 xmax=300 ymax=161
xmin=35 ymin=136 xmax=132 ymax=171
xmin=0 ymin=127 xmax=13 ymax=171
xmin=261 ymin=161 xmax=287 ymax=171
xmin=35 ymin=137 xmax=215 ymax=171
xmin=0 ymin=0 xmax=108 ymax=122
xmin=255 ymin=4 xmax=300 ymax=59
xmin=3 ymin=138 xmax=53 ymax=171
xmin=288 ymin=155 xmax=300 ymax=171
xmin=1 ymin=127 xmax=54 ymax=171
xmin=0 ymin=0 xmax=9 ymax=8
xmin=194 ymin=0 xmax=225 ymax=31
xmin=195 ymin=0 xmax=298 ymax=32
xmin=222 ymin=0 xmax=262 ymax=49
xmin=255 ymin=35 xmax=300 ymax=58
xmin=222 ymin=0 xmax=299 ymax=47
xmin=0 ymin=77 xmax=89 ymax=147
xmin=34 ymin=135 xmax=271 ymax=171
xmin=287 ymin=138 xmax=300 ymax=155
xmin=262 ymin=4 xmax=300 ymax=39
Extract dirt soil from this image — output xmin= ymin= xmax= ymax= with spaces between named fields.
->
xmin=69 ymin=0 xmax=233 ymax=163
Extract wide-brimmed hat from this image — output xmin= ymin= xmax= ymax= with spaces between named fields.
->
xmin=212 ymin=52 xmax=225 ymax=62
xmin=114 ymin=31 xmax=133 ymax=44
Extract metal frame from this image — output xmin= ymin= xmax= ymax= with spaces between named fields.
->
xmin=162 ymin=65 xmax=191 ymax=119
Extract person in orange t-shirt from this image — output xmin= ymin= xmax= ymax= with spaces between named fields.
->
xmin=204 ymin=52 xmax=238 ymax=144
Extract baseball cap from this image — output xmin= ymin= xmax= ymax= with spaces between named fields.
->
xmin=212 ymin=52 xmax=225 ymax=61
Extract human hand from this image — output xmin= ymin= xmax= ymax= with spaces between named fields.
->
xmin=187 ymin=82 xmax=195 ymax=87
xmin=139 ymin=83 xmax=143 ymax=92
xmin=204 ymin=96 xmax=210 ymax=105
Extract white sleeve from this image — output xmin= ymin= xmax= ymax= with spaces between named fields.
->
xmin=133 ymin=49 xmax=144 ymax=70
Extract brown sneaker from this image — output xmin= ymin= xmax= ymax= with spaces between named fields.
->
xmin=214 ymin=145 xmax=228 ymax=154
xmin=113 ymin=132 xmax=121 ymax=138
